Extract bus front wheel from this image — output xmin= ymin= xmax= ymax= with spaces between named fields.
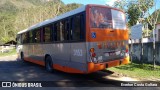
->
xmin=45 ymin=56 xmax=54 ymax=72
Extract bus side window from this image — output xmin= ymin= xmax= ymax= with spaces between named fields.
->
xmin=16 ymin=34 xmax=21 ymax=44
xmin=29 ymin=31 xmax=33 ymax=43
xmin=70 ymin=18 xmax=73 ymax=40
xmin=53 ymin=23 xmax=56 ymax=41
xmin=54 ymin=22 xmax=60 ymax=41
xmin=60 ymin=21 xmax=65 ymax=41
xmin=80 ymin=14 xmax=85 ymax=40
xmin=35 ymin=29 xmax=41 ymax=43
xmin=44 ymin=25 xmax=51 ymax=42
xmin=22 ymin=32 xmax=28 ymax=44
xmin=64 ymin=19 xmax=69 ymax=40
xmin=72 ymin=15 xmax=81 ymax=41
xmin=22 ymin=34 xmax=24 ymax=44
xmin=27 ymin=32 xmax=29 ymax=43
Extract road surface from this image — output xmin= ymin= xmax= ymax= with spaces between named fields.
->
xmin=0 ymin=55 xmax=159 ymax=90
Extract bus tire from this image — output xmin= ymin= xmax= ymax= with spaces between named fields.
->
xmin=45 ymin=56 xmax=54 ymax=72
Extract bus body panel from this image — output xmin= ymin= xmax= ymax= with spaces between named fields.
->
xmin=21 ymin=43 xmax=88 ymax=73
xmin=70 ymin=42 xmax=87 ymax=63
xmin=49 ymin=43 xmax=71 ymax=62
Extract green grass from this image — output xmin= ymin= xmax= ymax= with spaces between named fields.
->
xmin=0 ymin=48 xmax=16 ymax=57
xmin=108 ymin=63 xmax=160 ymax=80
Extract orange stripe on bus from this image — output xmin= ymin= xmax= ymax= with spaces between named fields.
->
xmin=121 ymin=56 xmax=130 ymax=65
xmin=24 ymin=57 xmax=45 ymax=66
xmin=88 ymin=62 xmax=105 ymax=73
xmin=107 ymin=60 xmax=120 ymax=68
xmin=24 ymin=57 xmax=85 ymax=73
xmin=53 ymin=64 xmax=84 ymax=74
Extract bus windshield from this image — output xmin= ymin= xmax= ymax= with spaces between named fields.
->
xmin=90 ymin=6 xmax=126 ymax=29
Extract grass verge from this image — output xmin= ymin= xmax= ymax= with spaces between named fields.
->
xmin=0 ymin=48 xmax=16 ymax=57
xmin=107 ymin=63 xmax=160 ymax=80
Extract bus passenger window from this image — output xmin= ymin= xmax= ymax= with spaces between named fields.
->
xmin=35 ymin=29 xmax=41 ymax=43
xmin=44 ymin=26 xmax=51 ymax=42
xmin=60 ymin=21 xmax=64 ymax=41
xmin=54 ymin=23 xmax=60 ymax=41
xmin=29 ymin=31 xmax=33 ymax=43
xmin=80 ymin=14 xmax=85 ymax=40
xmin=70 ymin=18 xmax=73 ymax=40
xmin=72 ymin=15 xmax=81 ymax=40
xmin=64 ymin=20 xmax=69 ymax=40
xmin=22 ymin=33 xmax=28 ymax=44
xmin=16 ymin=35 xmax=21 ymax=44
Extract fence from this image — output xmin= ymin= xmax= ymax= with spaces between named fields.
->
xmin=129 ymin=42 xmax=160 ymax=65
xmin=0 ymin=45 xmax=16 ymax=53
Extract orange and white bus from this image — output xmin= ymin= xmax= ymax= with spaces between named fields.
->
xmin=16 ymin=4 xmax=129 ymax=74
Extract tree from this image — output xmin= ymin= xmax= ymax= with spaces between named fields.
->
xmin=127 ymin=3 xmax=141 ymax=27
xmin=137 ymin=0 xmax=160 ymax=68
xmin=14 ymin=0 xmax=64 ymax=31
xmin=113 ymin=0 xmax=156 ymax=33
xmin=0 ymin=0 xmax=82 ymax=43
xmin=113 ymin=0 xmax=127 ymax=11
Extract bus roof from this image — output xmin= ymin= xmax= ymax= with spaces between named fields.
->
xmin=18 ymin=5 xmax=86 ymax=34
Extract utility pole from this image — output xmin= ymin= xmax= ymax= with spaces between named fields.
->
xmin=153 ymin=0 xmax=158 ymax=68
xmin=153 ymin=29 xmax=156 ymax=68
xmin=139 ymin=12 xmax=144 ymax=64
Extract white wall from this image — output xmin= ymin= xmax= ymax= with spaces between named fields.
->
xmin=155 ymin=24 xmax=160 ymax=41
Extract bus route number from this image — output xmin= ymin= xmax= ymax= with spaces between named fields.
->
xmin=73 ymin=49 xmax=83 ymax=56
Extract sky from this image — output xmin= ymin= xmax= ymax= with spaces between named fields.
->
xmin=149 ymin=0 xmax=160 ymax=14
xmin=61 ymin=0 xmax=160 ymax=14
xmin=61 ymin=0 xmax=116 ymax=6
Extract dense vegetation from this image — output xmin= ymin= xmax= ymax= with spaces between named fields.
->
xmin=0 ymin=0 xmax=160 ymax=44
xmin=0 ymin=0 xmax=82 ymax=44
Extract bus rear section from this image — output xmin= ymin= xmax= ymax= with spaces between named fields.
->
xmin=86 ymin=5 xmax=130 ymax=73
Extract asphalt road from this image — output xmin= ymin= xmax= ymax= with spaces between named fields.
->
xmin=0 ymin=55 xmax=159 ymax=90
